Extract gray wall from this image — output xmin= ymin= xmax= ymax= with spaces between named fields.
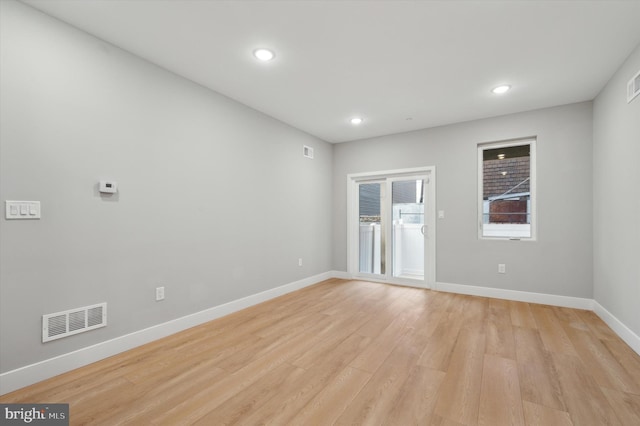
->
xmin=0 ymin=0 xmax=333 ymax=373
xmin=2 ymin=0 xmax=635 ymax=379
xmin=333 ymin=102 xmax=594 ymax=298
xmin=593 ymin=45 xmax=640 ymax=338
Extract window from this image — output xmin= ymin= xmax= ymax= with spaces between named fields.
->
xmin=478 ymin=138 xmax=536 ymax=239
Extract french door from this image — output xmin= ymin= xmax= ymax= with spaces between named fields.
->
xmin=348 ymin=167 xmax=435 ymax=288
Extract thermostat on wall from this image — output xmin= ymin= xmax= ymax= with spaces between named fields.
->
xmin=99 ymin=180 xmax=118 ymax=194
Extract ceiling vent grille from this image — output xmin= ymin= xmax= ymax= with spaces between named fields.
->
xmin=303 ymin=145 xmax=314 ymax=159
xmin=628 ymin=70 xmax=640 ymax=103
xmin=42 ymin=303 xmax=107 ymax=342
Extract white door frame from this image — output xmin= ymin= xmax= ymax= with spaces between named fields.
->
xmin=347 ymin=166 xmax=436 ymax=289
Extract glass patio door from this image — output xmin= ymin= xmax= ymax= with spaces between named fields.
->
xmin=357 ymin=181 xmax=385 ymax=276
xmin=391 ymin=178 xmax=425 ymax=280
xmin=351 ymin=168 xmax=434 ymax=288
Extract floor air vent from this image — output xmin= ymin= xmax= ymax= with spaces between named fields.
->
xmin=42 ymin=303 xmax=107 ymax=342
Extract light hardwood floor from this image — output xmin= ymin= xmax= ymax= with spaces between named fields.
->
xmin=2 ymin=279 xmax=640 ymax=425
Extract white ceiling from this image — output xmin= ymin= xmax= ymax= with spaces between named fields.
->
xmin=21 ymin=0 xmax=640 ymax=143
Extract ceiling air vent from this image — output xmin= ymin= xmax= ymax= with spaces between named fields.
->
xmin=303 ymin=145 xmax=314 ymax=159
xmin=627 ymin=70 xmax=640 ymax=103
xmin=42 ymin=303 xmax=107 ymax=342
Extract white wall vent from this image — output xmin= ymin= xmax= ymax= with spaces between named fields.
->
xmin=627 ymin=69 xmax=640 ymax=103
xmin=42 ymin=303 xmax=107 ymax=342
xmin=303 ymin=145 xmax=314 ymax=159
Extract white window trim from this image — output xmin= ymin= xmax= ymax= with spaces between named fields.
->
xmin=478 ymin=138 xmax=537 ymax=241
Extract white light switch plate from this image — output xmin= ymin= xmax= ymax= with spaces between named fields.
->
xmin=5 ymin=201 xmax=40 ymax=219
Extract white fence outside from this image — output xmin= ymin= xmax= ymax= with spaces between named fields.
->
xmin=359 ymin=224 xmax=382 ymax=274
xmin=359 ymin=223 xmax=424 ymax=278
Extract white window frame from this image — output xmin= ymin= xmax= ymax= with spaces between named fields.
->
xmin=478 ymin=138 xmax=537 ymax=241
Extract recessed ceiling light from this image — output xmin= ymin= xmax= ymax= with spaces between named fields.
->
xmin=497 ymin=153 xmax=506 ymax=159
xmin=501 ymin=171 xmax=508 ymax=176
xmin=253 ymin=48 xmax=275 ymax=61
xmin=492 ymin=85 xmax=511 ymax=94
xmin=350 ymin=117 xmax=363 ymax=125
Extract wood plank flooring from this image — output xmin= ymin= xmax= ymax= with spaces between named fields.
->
xmin=2 ymin=279 xmax=640 ymax=425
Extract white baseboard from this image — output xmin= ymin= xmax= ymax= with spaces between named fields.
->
xmin=593 ymin=302 xmax=640 ymax=355
xmin=434 ymin=281 xmax=594 ymax=310
xmin=330 ymin=270 xmax=352 ymax=280
xmin=0 ymin=271 xmax=333 ymax=396
xmin=358 ymin=277 xmax=637 ymax=355
xmin=3 ymin=273 xmax=638 ymax=395
xmin=433 ymin=281 xmax=639 ymax=356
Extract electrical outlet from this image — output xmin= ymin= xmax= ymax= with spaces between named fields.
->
xmin=298 ymin=258 xmax=303 ymax=267
xmin=498 ymin=264 xmax=506 ymax=274
xmin=156 ymin=286 xmax=165 ymax=301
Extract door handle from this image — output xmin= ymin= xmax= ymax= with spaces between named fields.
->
xmin=421 ymin=225 xmax=426 ymax=236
